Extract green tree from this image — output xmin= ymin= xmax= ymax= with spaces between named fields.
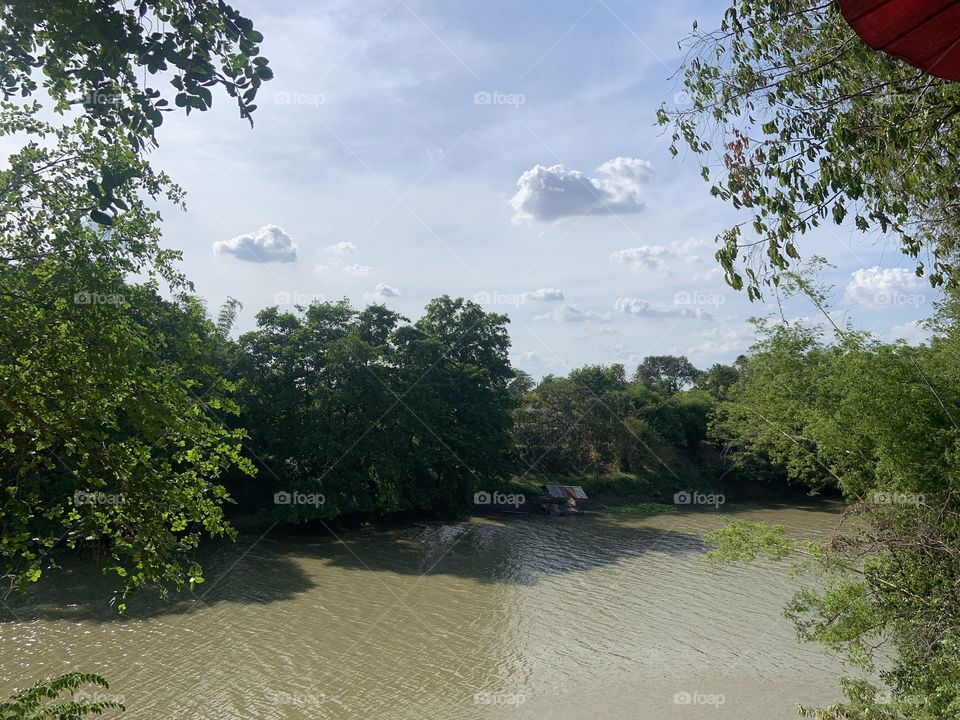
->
xmin=634 ymin=355 xmax=702 ymax=394
xmin=659 ymin=1 xmax=960 ymax=298
xmin=0 ymin=673 xmax=123 ymax=719
xmin=0 ymin=0 xmax=272 ymax=152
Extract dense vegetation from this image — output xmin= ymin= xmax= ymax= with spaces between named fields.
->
xmin=661 ymin=1 xmax=960 ymax=717
xmin=3 ymin=0 xmax=960 ymax=718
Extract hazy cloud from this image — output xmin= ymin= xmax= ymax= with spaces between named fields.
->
xmin=523 ymin=287 xmax=565 ymax=301
xmin=344 ymin=264 xmax=372 ymax=276
xmin=535 ymin=302 xmax=611 ymax=323
xmin=328 ymin=241 xmax=358 ymax=255
xmin=614 ymin=297 xmax=713 ymax=321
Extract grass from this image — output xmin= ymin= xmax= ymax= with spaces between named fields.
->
xmin=606 ymin=502 xmax=676 ymax=514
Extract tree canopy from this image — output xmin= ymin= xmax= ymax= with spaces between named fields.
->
xmin=659 ymin=1 xmax=960 ymax=299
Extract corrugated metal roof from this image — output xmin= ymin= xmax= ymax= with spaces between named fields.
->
xmin=840 ymin=0 xmax=960 ymax=81
xmin=543 ymin=484 xmax=588 ymax=499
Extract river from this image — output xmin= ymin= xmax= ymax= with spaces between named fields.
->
xmin=0 ymin=502 xmax=851 ymax=719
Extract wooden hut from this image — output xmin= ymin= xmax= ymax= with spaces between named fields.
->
xmin=540 ymin=484 xmax=588 ymax=515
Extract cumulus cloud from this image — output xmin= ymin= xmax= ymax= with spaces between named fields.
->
xmin=614 ymin=297 xmax=713 ymax=321
xmin=523 ymin=287 xmax=565 ymax=301
xmin=313 ymin=264 xmax=329 ymax=274
xmin=609 ymin=245 xmax=673 ymax=272
xmin=510 ymin=156 xmax=652 ymax=223
xmin=845 ymin=266 xmax=927 ymax=308
xmin=327 ymin=241 xmax=358 ymax=255
xmin=369 ymin=282 xmax=400 ymax=299
xmin=534 ymin=302 xmax=611 ymax=323
xmin=213 ymin=224 xmax=298 ymax=263
xmin=344 ymin=264 xmax=372 ymax=276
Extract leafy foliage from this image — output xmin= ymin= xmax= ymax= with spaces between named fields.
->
xmin=0 ymin=105 xmax=253 ymax=609
xmin=0 ymin=0 xmax=272 ymax=152
xmin=0 ymin=673 xmax=123 ymax=719
xmin=706 ymin=292 xmax=960 ymax=718
xmin=232 ymin=296 xmax=514 ymax=521
xmin=659 ymin=1 xmax=960 ymax=298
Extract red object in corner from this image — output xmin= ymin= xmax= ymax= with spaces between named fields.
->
xmin=839 ymin=0 xmax=960 ymax=81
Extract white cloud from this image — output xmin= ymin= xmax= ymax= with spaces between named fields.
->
xmin=213 ymin=224 xmax=298 ymax=263
xmin=610 ymin=341 xmax=644 ymax=366
xmin=344 ymin=264 xmax=372 ymax=276
xmin=327 ymin=241 xmax=358 ymax=255
xmin=686 ymin=326 xmax=756 ymax=359
xmin=523 ymin=287 xmax=564 ymax=301
xmin=510 ymin=156 xmax=652 ymax=223
xmin=845 ymin=266 xmax=927 ymax=308
xmin=614 ymin=297 xmax=713 ymax=321
xmin=313 ymin=264 xmax=329 ymax=274
xmin=609 ymin=245 xmax=673 ymax=272
xmin=610 ymin=237 xmax=709 ymax=273
xmin=534 ymin=302 xmax=612 ymax=323
xmin=510 ymin=350 xmax=569 ymax=374
xmin=890 ymin=320 xmax=931 ymax=345
xmin=370 ymin=282 xmax=400 ymax=299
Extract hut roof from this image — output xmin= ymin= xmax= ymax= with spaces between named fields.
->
xmin=542 ymin=484 xmax=588 ymax=500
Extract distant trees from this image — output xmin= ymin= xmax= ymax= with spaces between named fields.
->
xmin=634 ymin=355 xmax=701 ymax=394
xmin=232 ymin=296 xmax=514 ymax=521
xmin=511 ymin=357 xmax=717 ymax=481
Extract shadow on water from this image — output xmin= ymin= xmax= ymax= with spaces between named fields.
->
xmin=2 ymin=501 xmax=840 ymax=624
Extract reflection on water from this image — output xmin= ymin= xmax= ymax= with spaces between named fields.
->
xmin=0 ymin=503 xmax=850 ymax=719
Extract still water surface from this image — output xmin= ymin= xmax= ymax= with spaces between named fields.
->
xmin=1 ymin=503 xmax=852 ymax=719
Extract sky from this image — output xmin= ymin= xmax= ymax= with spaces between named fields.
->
xmin=140 ymin=0 xmax=938 ymax=377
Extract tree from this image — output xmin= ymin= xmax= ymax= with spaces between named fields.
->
xmin=0 ymin=673 xmax=123 ymax=719
xmin=694 ymin=363 xmax=740 ymax=399
xmin=0 ymin=0 xmax=270 ymax=608
xmin=634 ymin=355 xmax=701 ymax=394
xmin=659 ymin=1 xmax=960 ymax=298
xmin=706 ymin=294 xmax=960 ymax=717
xmin=0 ymin=0 xmax=272 ymax=151
xmin=234 ymin=296 xmax=515 ymax=521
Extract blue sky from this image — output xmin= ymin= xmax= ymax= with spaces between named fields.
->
xmin=144 ymin=0 xmax=937 ymax=376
